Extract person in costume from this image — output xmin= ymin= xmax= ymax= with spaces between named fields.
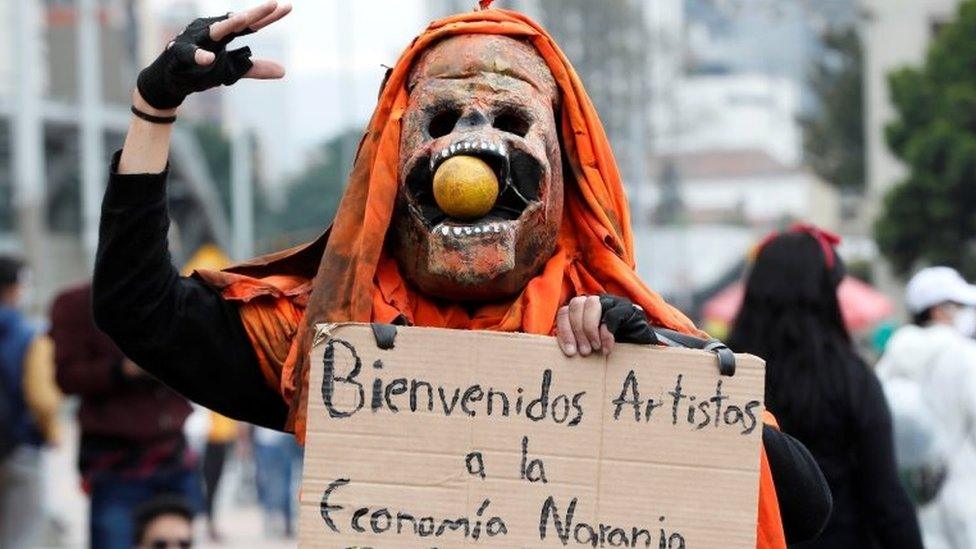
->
xmin=93 ymin=2 xmax=830 ymax=546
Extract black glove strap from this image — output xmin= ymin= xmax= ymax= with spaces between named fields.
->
xmin=651 ymin=327 xmax=737 ymax=377
xmin=597 ymin=294 xmax=737 ymax=376
xmin=131 ymin=105 xmax=177 ymax=124
xmin=599 ymin=295 xmax=659 ymax=345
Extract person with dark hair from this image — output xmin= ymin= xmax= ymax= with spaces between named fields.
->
xmin=132 ymin=495 xmax=194 ymax=549
xmin=728 ymin=225 xmax=923 ymax=549
xmin=876 ymin=266 xmax=976 ymax=549
xmin=0 ymin=255 xmax=61 ymax=547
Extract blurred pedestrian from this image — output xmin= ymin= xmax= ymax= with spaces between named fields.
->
xmin=200 ymin=411 xmax=237 ymax=542
xmin=729 ymin=225 xmax=923 ymax=548
xmin=0 ymin=256 xmax=61 ymax=548
xmin=51 ymin=282 xmax=199 ymax=549
xmin=876 ymin=266 xmax=976 ymax=549
xmin=251 ymin=426 xmax=301 ymax=538
xmin=133 ymin=495 xmax=194 ymax=549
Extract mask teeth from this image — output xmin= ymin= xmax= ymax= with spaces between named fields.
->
xmin=437 ymin=222 xmax=507 ymax=237
xmin=431 ymin=139 xmax=509 ymax=171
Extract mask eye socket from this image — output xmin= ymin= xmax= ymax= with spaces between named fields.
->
xmin=428 ymin=108 xmax=461 ymax=138
xmin=493 ymin=110 xmax=531 ymax=137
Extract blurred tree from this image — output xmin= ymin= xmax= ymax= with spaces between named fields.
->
xmin=875 ymin=1 xmax=976 ymax=278
xmin=800 ymin=27 xmax=864 ymax=191
xmin=193 ymin=123 xmax=233 ymax=216
xmin=255 ymin=129 xmax=362 ymax=250
xmin=193 ymin=123 xmax=361 ymax=253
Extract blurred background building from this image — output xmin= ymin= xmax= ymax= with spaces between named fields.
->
xmin=5 ymin=0 xmax=976 ymax=545
xmin=3 ymin=0 xmax=968 ymax=321
xmin=862 ymin=0 xmax=960 ymax=217
xmin=1 ymin=0 xmax=230 ymax=316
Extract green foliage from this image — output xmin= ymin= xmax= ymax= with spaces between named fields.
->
xmin=256 ymin=128 xmax=363 ymax=250
xmin=193 ymin=122 xmax=277 ymax=245
xmin=192 ymin=123 xmax=233 ymax=216
xmin=192 ymin=122 xmax=362 ymax=252
xmin=800 ymin=28 xmax=865 ymax=191
xmin=875 ymin=1 xmax=976 ymax=278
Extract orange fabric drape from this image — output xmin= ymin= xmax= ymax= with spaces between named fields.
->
xmin=195 ymin=10 xmax=786 ymax=547
xmin=197 ymin=7 xmax=700 ymax=438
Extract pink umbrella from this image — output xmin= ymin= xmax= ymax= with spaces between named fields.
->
xmin=703 ymin=277 xmax=894 ymax=332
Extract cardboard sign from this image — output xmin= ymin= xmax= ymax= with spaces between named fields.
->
xmin=300 ymin=323 xmax=766 ymax=548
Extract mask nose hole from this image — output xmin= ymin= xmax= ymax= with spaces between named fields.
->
xmin=454 ymin=109 xmax=490 ymax=132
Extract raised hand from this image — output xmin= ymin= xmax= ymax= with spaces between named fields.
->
xmin=136 ymin=0 xmax=292 ymax=110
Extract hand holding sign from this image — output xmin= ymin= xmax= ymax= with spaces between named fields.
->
xmin=556 ymin=294 xmax=659 ymax=357
xmin=300 ymin=324 xmax=766 ymax=548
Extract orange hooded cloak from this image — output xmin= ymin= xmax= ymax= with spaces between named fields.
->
xmin=194 ymin=9 xmax=786 ymax=548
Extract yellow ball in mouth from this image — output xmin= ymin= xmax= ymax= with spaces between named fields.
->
xmin=432 ymin=155 xmax=499 ymax=221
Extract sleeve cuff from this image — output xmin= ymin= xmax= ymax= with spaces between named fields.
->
xmin=105 ymin=150 xmax=169 ymax=206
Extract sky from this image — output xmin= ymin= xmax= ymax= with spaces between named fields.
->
xmin=153 ymin=0 xmax=433 ymax=181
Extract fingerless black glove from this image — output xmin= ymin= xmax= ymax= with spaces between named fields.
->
xmin=599 ymin=295 xmax=658 ymax=345
xmin=599 ymin=294 xmax=738 ymax=375
xmin=137 ymin=15 xmax=254 ymax=110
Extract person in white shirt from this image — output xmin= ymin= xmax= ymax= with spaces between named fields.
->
xmin=877 ymin=266 xmax=976 ymax=549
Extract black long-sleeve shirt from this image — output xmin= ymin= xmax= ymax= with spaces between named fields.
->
xmin=93 ymin=155 xmax=831 ymax=541
xmin=93 ymin=154 xmax=287 ymax=430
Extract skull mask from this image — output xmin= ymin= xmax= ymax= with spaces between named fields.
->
xmin=391 ymin=34 xmax=563 ymax=301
